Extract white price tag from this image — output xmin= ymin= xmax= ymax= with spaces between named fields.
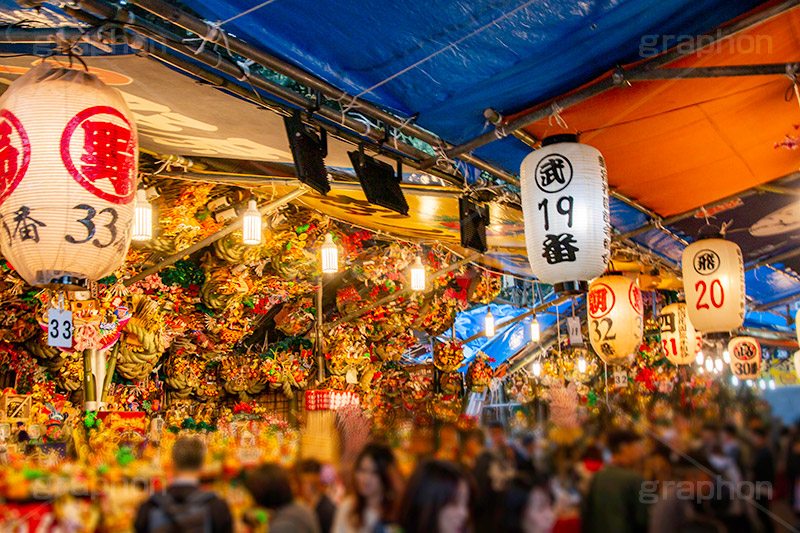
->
xmin=566 ymin=316 xmax=583 ymax=345
xmin=47 ymin=308 xmax=73 ymax=348
xmin=613 ymin=369 xmax=628 ymax=389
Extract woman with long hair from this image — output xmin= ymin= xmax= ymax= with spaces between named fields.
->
xmin=500 ymin=474 xmax=556 ymax=533
xmin=396 ymin=459 xmax=471 ymax=533
xmin=332 ymin=443 xmax=402 ymax=533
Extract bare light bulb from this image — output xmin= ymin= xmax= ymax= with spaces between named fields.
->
xmin=410 ymin=256 xmax=425 ymax=291
xmin=731 ymin=375 xmax=739 ymax=386
xmin=320 ymin=233 xmax=338 ymax=274
xmin=722 ymin=350 xmax=730 ymax=364
xmin=696 ymin=350 xmax=705 ymax=366
xmin=532 ymin=360 xmax=542 ymax=377
xmin=769 ymin=378 xmax=776 ymax=390
xmin=578 ymin=357 xmax=587 ymax=374
xmin=485 ymin=308 xmax=495 ymax=337
xmin=759 ymin=379 xmax=766 ymax=390
xmin=132 ymin=188 xmax=152 ymax=241
xmin=241 ymin=199 xmax=262 ymax=245
xmin=530 ymin=316 xmax=540 ymax=343
xmin=705 ymin=357 xmax=714 ymax=372
xmin=714 ymin=358 xmax=723 ymax=372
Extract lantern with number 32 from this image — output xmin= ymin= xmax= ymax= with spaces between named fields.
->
xmin=0 ymin=64 xmax=136 ymax=288
xmin=587 ymin=274 xmax=643 ymax=366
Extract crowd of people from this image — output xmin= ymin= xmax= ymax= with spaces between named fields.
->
xmin=133 ymin=415 xmax=800 ymax=533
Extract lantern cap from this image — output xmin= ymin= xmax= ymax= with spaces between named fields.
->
xmin=322 ymin=233 xmax=335 ymax=245
xmin=696 ymin=224 xmax=724 ymax=240
xmin=554 ymin=281 xmax=588 ymax=295
xmin=541 ymin=133 xmax=579 ymax=146
xmin=135 ymin=188 xmax=148 ymax=202
xmin=245 ymin=198 xmax=259 ymax=213
xmin=412 ymin=255 xmax=423 ymax=268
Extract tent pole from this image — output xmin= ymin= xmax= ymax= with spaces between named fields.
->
xmin=124 ymin=188 xmax=306 ymax=286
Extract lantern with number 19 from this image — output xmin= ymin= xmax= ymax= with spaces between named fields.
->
xmin=520 ymin=134 xmax=611 ymax=294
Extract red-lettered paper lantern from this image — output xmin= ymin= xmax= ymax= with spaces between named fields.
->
xmin=658 ymin=302 xmax=698 ymax=365
xmin=728 ymin=337 xmax=761 ymax=380
xmin=520 ymin=134 xmax=610 ymax=293
xmin=794 ymin=351 xmax=800 ymax=381
xmin=587 ymin=275 xmax=643 ymax=366
xmin=682 ymin=238 xmax=745 ymax=333
xmin=0 ymin=65 xmax=136 ymax=287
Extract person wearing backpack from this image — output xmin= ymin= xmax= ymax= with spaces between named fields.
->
xmin=134 ymin=435 xmax=233 ymax=533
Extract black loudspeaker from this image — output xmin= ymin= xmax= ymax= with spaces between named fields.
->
xmin=348 ymin=150 xmax=409 ymax=216
xmin=459 ymin=198 xmax=489 ymax=253
xmin=283 ymin=111 xmax=329 ymax=195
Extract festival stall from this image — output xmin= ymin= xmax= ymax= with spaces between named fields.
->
xmin=0 ymin=0 xmax=796 ymax=530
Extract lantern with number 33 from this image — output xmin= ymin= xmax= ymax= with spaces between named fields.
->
xmin=0 ymin=64 xmax=136 ymax=288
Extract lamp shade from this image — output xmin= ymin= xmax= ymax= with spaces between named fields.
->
xmin=0 ymin=65 xmax=136 ymax=287
xmin=658 ymin=302 xmax=698 ymax=365
xmin=728 ymin=336 xmax=761 ymax=380
xmin=520 ymin=134 xmax=610 ymax=292
xmin=587 ymin=274 xmax=643 ymax=366
xmin=682 ymin=238 xmax=745 ymax=332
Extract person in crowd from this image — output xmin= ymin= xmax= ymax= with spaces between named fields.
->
xmin=434 ymin=423 xmax=461 ymax=462
xmin=134 ymin=435 xmax=233 ymax=533
xmin=699 ymin=423 xmax=719 ymax=457
xmin=460 ymin=428 xmax=485 ymax=470
xmin=396 ymin=459 xmax=471 ymax=533
xmin=786 ymin=426 xmax=800 ymax=528
xmin=499 ymin=474 xmax=556 ymax=533
xmin=473 ymin=422 xmax=516 ymax=531
xmin=244 ymin=463 xmax=320 ymax=533
xmin=296 ymin=459 xmax=337 ymax=533
xmin=575 ymin=444 xmax=604 ymax=496
xmin=708 ymin=444 xmax=755 ymax=533
xmin=750 ymin=427 xmax=776 ymax=533
xmin=721 ymin=423 xmax=743 ymax=470
xmin=581 ymin=429 xmax=648 ymax=533
xmin=514 ymin=434 xmax=538 ymax=477
xmin=332 ymin=442 xmax=403 ymax=533
xmin=649 ymin=454 xmax=729 ymax=533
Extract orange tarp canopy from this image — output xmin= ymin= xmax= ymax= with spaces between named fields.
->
xmin=518 ymin=6 xmax=800 ymax=216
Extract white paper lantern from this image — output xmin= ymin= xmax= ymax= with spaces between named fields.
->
xmin=728 ymin=336 xmax=761 ymax=380
xmin=520 ymin=134 xmax=610 ymax=293
xmin=658 ymin=302 xmax=698 ymax=365
xmin=587 ymin=274 xmax=643 ymax=366
xmin=796 ymin=311 xmax=799 ymax=346
xmin=682 ymin=238 xmax=745 ymax=332
xmin=0 ymin=65 xmax=136 ymax=287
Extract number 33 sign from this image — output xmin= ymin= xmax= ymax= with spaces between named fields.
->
xmin=47 ymin=308 xmax=73 ymax=348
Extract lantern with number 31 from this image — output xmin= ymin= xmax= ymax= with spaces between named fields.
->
xmin=0 ymin=64 xmax=136 ymax=288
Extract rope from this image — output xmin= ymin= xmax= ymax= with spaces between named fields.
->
xmin=786 ymin=64 xmax=800 ymax=111
xmin=217 ymin=0 xmax=280 ymax=27
xmin=352 ymin=0 xmax=538 ymax=99
xmin=548 ymin=103 xmax=569 ymax=130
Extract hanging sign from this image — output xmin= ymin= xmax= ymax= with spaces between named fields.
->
xmin=47 ymin=308 xmax=73 ymax=348
xmin=566 ymin=316 xmax=583 ymax=345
